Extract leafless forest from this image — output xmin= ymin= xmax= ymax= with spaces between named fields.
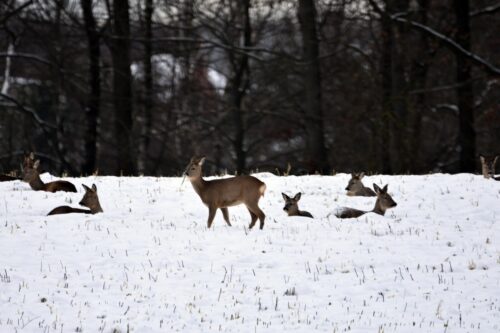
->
xmin=0 ymin=0 xmax=499 ymax=176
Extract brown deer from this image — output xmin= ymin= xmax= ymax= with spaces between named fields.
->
xmin=345 ymin=172 xmax=376 ymax=196
xmin=23 ymin=160 xmax=76 ymax=193
xmin=282 ymin=192 xmax=313 ymax=218
xmin=184 ymin=157 xmax=267 ymax=229
xmin=480 ymin=155 xmax=499 ymax=180
xmin=335 ymin=184 xmax=397 ymax=219
xmin=23 ymin=152 xmax=36 ymax=170
xmin=48 ymin=184 xmax=103 ymax=215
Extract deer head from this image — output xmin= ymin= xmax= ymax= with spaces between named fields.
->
xmin=80 ymin=184 xmax=103 ymax=213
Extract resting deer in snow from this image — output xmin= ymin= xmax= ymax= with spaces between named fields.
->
xmin=282 ymin=192 xmax=313 ymax=218
xmin=48 ymin=184 xmax=103 ymax=215
xmin=335 ymin=184 xmax=397 ymax=219
xmin=345 ymin=172 xmax=376 ymax=196
xmin=480 ymin=155 xmax=499 ymax=180
xmin=23 ymin=159 xmax=77 ymax=193
xmin=184 ymin=157 xmax=267 ymax=229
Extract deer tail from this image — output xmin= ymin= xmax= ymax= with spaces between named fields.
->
xmin=259 ymin=183 xmax=266 ymax=197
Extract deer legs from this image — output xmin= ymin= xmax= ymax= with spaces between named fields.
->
xmin=207 ymin=207 xmax=232 ymax=228
xmin=207 ymin=206 xmax=217 ymax=228
xmin=247 ymin=209 xmax=258 ymax=229
xmin=207 ymin=205 xmax=264 ymax=230
xmin=247 ymin=204 xmax=265 ymax=230
xmin=220 ymin=208 xmax=232 ymax=226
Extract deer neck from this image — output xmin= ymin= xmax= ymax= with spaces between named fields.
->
xmin=287 ymin=207 xmax=299 ymax=216
xmin=189 ymin=175 xmax=208 ymax=197
xmin=29 ymin=174 xmax=45 ymax=191
xmin=88 ymin=200 xmax=103 ymax=214
xmin=372 ymin=199 xmax=386 ymax=216
xmin=482 ymin=164 xmax=490 ymax=178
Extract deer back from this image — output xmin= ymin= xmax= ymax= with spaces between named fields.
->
xmin=44 ymin=180 xmax=77 ymax=193
xmin=48 ymin=206 xmax=92 ymax=216
xmin=201 ymin=176 xmax=265 ymax=207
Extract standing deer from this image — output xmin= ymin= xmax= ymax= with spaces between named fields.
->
xmin=23 ymin=160 xmax=76 ymax=193
xmin=184 ymin=157 xmax=267 ymax=229
xmin=335 ymin=184 xmax=397 ymax=219
xmin=345 ymin=172 xmax=376 ymax=196
xmin=480 ymin=155 xmax=499 ymax=180
xmin=48 ymin=184 xmax=103 ymax=215
xmin=282 ymin=192 xmax=313 ymax=218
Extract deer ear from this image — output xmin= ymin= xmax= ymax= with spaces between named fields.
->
xmin=351 ymin=173 xmax=356 ymax=178
xmin=33 ymin=160 xmax=40 ymax=169
xmin=282 ymin=193 xmax=289 ymax=200
xmin=198 ymin=157 xmax=206 ymax=165
xmin=29 ymin=152 xmax=35 ymax=159
xmin=480 ymin=155 xmax=485 ymax=162
xmin=82 ymin=184 xmax=91 ymax=192
xmin=294 ymin=192 xmax=302 ymax=201
xmin=359 ymin=172 xmax=365 ymax=179
xmin=92 ymin=184 xmax=97 ymax=192
xmin=382 ymin=184 xmax=388 ymax=193
xmin=494 ymin=156 xmax=499 ymax=163
xmin=373 ymin=183 xmax=381 ymax=194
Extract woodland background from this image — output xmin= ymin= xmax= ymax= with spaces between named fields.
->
xmin=0 ymin=0 xmax=499 ymax=176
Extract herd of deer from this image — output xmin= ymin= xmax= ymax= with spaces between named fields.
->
xmin=0 ymin=153 xmax=498 ymax=229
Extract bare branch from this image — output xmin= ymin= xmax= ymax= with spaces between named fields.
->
xmin=368 ymin=0 xmax=500 ymax=77
xmin=470 ymin=3 xmax=500 ymax=17
xmin=0 ymin=93 xmax=56 ymax=129
xmin=391 ymin=16 xmax=500 ymax=77
xmin=0 ymin=0 xmax=34 ymax=26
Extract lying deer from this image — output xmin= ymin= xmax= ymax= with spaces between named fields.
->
xmin=282 ymin=192 xmax=313 ymax=218
xmin=184 ymin=157 xmax=266 ymax=229
xmin=335 ymin=184 xmax=397 ymax=219
xmin=48 ymin=184 xmax=103 ymax=215
xmin=23 ymin=159 xmax=77 ymax=193
xmin=480 ymin=155 xmax=499 ymax=180
xmin=345 ymin=172 xmax=376 ymax=196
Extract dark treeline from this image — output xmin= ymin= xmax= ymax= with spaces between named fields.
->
xmin=0 ymin=0 xmax=499 ymax=176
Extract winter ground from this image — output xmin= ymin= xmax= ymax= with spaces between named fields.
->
xmin=0 ymin=173 xmax=499 ymax=333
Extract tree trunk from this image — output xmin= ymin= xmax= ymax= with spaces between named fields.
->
xmin=391 ymin=0 xmax=410 ymax=173
xmin=297 ymin=0 xmax=329 ymax=173
xmin=228 ymin=0 xmax=251 ymax=174
xmin=111 ymin=0 xmax=135 ymax=174
xmin=453 ymin=0 xmax=475 ymax=172
xmin=379 ymin=8 xmax=393 ymax=174
xmin=409 ymin=0 xmax=430 ymax=173
xmin=80 ymin=0 xmax=100 ymax=175
xmin=137 ymin=0 xmax=153 ymax=174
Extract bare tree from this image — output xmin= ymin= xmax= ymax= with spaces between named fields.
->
xmin=454 ymin=0 xmax=475 ymax=172
xmin=137 ymin=0 xmax=153 ymax=173
xmin=80 ymin=0 xmax=101 ymax=175
xmin=110 ymin=0 xmax=135 ymax=174
xmin=297 ymin=0 xmax=329 ymax=173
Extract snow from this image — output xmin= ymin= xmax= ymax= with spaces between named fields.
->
xmin=207 ymin=68 xmax=227 ymax=93
xmin=0 ymin=173 xmax=499 ymax=332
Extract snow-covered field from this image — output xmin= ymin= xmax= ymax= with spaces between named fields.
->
xmin=0 ymin=173 xmax=499 ymax=332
